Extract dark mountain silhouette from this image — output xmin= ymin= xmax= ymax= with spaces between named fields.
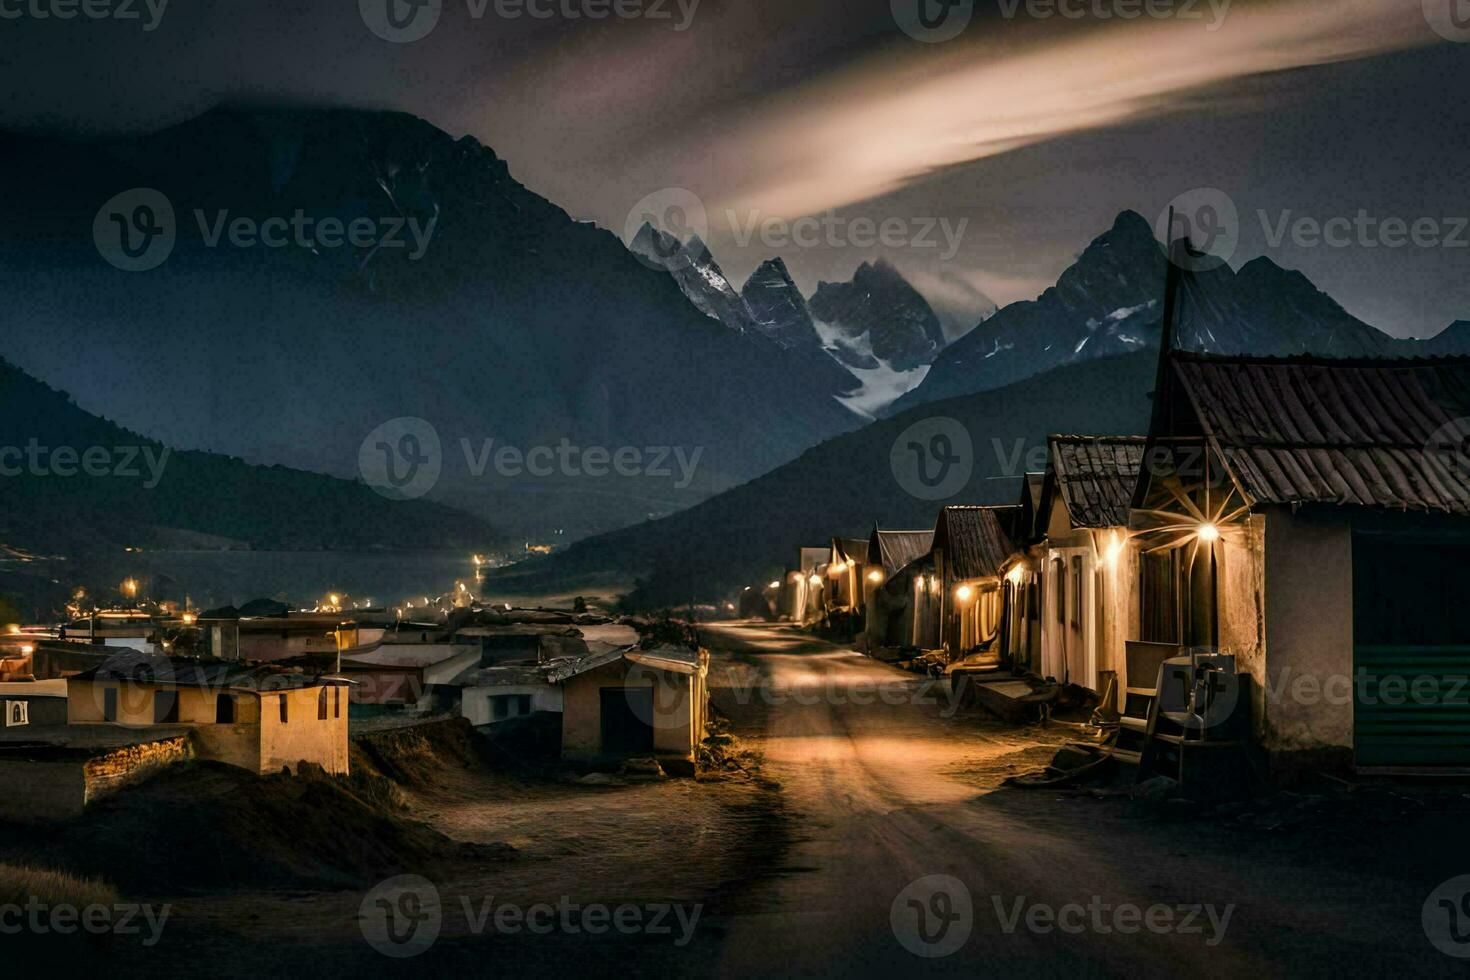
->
xmin=809 ymin=258 xmax=947 ymax=372
xmin=0 ymin=107 xmax=861 ymax=542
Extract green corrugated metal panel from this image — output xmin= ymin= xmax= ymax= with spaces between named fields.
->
xmin=1354 ymin=644 xmax=1470 ymax=768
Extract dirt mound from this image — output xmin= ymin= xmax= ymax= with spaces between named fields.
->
xmin=351 ymin=717 xmax=489 ymax=787
xmin=2 ymin=759 xmax=509 ymax=894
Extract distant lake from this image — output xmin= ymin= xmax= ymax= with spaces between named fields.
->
xmin=115 ymin=550 xmax=489 ymax=610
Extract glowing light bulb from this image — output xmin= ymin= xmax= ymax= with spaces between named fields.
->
xmin=1198 ymin=523 xmax=1221 ymax=543
xmin=868 ymin=569 xmax=884 ymax=584
xmin=956 ymin=585 xmax=974 ymax=602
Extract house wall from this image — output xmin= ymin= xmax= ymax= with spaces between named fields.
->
xmin=561 ymin=659 xmax=704 ymax=762
xmin=83 ymin=737 xmax=191 ymax=804
xmin=1258 ymin=508 xmax=1354 ymax=753
xmin=67 ymin=681 xmax=221 ymax=726
xmin=256 ymin=687 xmax=350 ymax=775
xmin=462 ymin=685 xmax=562 ymax=726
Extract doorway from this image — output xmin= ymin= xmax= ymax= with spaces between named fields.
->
xmin=600 ymin=687 xmax=655 ymax=755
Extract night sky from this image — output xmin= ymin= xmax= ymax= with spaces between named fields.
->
xmin=3 ymin=0 xmax=1466 ymax=336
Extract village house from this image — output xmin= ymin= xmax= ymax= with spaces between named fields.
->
xmin=1131 ymin=346 xmax=1470 ymax=772
xmin=199 ymin=605 xmax=373 ymax=662
xmin=1031 ymin=435 xmax=1147 ymax=700
xmin=783 ymin=546 xmax=830 ymax=624
xmin=824 ymin=537 xmax=871 ymax=635
xmin=65 ymin=652 xmax=351 ymax=775
xmin=932 ymin=506 xmax=1021 ymax=663
xmin=554 ymin=644 xmax=709 ymax=768
xmin=862 ymin=527 xmax=935 ymax=655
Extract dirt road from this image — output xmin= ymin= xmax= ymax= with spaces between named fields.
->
xmin=699 ymin=622 xmax=1463 ymax=978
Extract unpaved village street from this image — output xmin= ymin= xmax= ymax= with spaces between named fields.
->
xmin=700 ymin=622 xmax=1463 ymax=979
xmin=48 ymin=622 xmax=1470 ymax=977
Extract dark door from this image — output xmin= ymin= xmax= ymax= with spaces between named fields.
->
xmin=1354 ymin=531 xmax=1470 ymax=768
xmin=216 ymin=693 xmax=236 ymax=723
xmin=600 ymin=688 xmax=654 ymax=755
xmin=154 ymin=690 xmax=180 ymax=724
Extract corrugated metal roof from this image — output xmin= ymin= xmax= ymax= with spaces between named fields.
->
xmin=1049 ymin=436 xmax=1147 ymax=528
xmin=1172 ymin=352 xmax=1470 ymax=514
xmin=934 ymin=506 xmax=1018 ymax=581
xmin=869 ymin=529 xmax=934 ymax=573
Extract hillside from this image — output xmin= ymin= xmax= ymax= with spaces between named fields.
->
xmin=0 ymin=356 xmax=498 ymax=557
xmin=486 ymin=352 xmax=1158 ymax=606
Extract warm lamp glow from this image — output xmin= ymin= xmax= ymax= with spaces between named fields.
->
xmin=831 ymin=561 xmax=846 ymax=574
xmin=182 ymin=613 xmax=196 ymax=625
xmin=769 ymin=581 xmax=782 ymax=589
xmin=4 ymin=624 xmax=19 ymax=635
xmin=1198 ymin=523 xmax=1221 ymax=543
xmin=1105 ymin=533 xmax=1126 ymax=566
xmin=867 ymin=569 xmax=884 ymax=584
xmin=956 ymin=584 xmax=974 ymax=602
xmin=1006 ymin=565 xmax=1026 ymax=585
xmin=809 ymin=574 xmax=822 ymax=587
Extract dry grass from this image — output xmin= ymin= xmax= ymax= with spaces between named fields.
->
xmin=0 ymin=863 xmax=118 ymax=908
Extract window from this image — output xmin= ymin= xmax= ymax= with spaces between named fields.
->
xmin=334 ymin=686 xmax=341 ymax=718
xmin=1053 ymin=558 xmax=1066 ymax=624
xmin=103 ymin=687 xmax=118 ymax=722
xmin=1139 ymin=550 xmax=1181 ymax=644
xmin=318 ymin=687 xmax=329 ymax=720
xmin=279 ymin=696 xmax=288 ymax=724
xmin=216 ymin=693 xmax=235 ymax=724
xmin=153 ymin=690 xmax=179 ymax=724
xmin=490 ymin=694 xmax=533 ymax=722
xmin=1070 ymin=556 xmax=1084 ymax=624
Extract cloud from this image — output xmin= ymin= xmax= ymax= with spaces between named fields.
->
xmin=709 ymin=0 xmax=1438 ymax=220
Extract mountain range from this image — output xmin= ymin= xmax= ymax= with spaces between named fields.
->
xmin=629 ymin=222 xmax=958 ymax=411
xmin=888 ymin=210 xmax=1467 ymax=415
xmin=0 ymin=107 xmax=865 ymax=542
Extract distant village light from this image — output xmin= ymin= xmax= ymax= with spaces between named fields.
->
xmin=769 ymin=581 xmax=782 ymax=590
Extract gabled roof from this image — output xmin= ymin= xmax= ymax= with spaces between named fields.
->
xmin=1048 ymin=436 xmax=1147 ymax=528
xmin=1169 ymin=352 xmax=1470 ymax=514
xmin=830 ymin=538 xmax=870 ymax=565
xmin=868 ymin=529 xmax=934 ymax=574
xmin=933 ymin=506 xmax=1019 ymax=581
